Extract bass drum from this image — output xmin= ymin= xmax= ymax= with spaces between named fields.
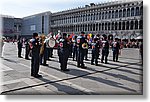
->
xmin=48 ymin=38 xmax=56 ymax=48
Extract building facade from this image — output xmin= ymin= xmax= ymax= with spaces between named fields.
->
xmin=1 ymin=12 xmax=51 ymax=38
xmin=1 ymin=15 xmax=22 ymax=38
xmin=22 ymin=11 xmax=52 ymax=37
xmin=1 ymin=0 xmax=143 ymax=40
xmin=51 ymin=0 xmax=143 ymax=39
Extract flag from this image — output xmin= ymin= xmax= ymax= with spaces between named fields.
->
xmin=68 ymin=33 xmax=75 ymax=39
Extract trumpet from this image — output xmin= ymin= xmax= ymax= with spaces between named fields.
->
xmin=82 ymin=43 xmax=88 ymax=49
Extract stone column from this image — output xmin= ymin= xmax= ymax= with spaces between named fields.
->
xmin=133 ymin=20 xmax=135 ymax=30
xmin=98 ymin=23 xmax=99 ymax=31
xmin=129 ymin=21 xmax=131 ymax=30
xmin=125 ymin=21 xmax=126 ymax=30
xmin=138 ymin=20 xmax=140 ymax=30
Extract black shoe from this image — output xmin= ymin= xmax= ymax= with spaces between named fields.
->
xmin=18 ymin=56 xmax=23 ymax=58
xmin=91 ymin=63 xmax=94 ymax=65
xmin=101 ymin=61 xmax=104 ymax=63
xmin=62 ymin=69 xmax=70 ymax=71
xmin=116 ymin=60 xmax=119 ymax=62
xmin=105 ymin=62 xmax=108 ymax=64
xmin=43 ymin=64 xmax=48 ymax=66
xmin=80 ymin=66 xmax=87 ymax=69
xmin=77 ymin=65 xmax=80 ymax=68
xmin=95 ymin=64 xmax=98 ymax=66
xmin=31 ymin=74 xmax=34 ymax=76
xmin=113 ymin=60 xmax=115 ymax=62
xmin=34 ymin=74 xmax=42 ymax=78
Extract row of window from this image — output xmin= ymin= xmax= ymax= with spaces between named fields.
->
xmin=51 ymin=20 xmax=143 ymax=32
xmin=52 ymin=6 xmax=143 ymax=25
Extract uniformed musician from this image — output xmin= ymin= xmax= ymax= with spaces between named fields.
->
xmin=112 ymin=38 xmax=120 ymax=62
xmin=76 ymin=32 xmax=87 ymax=68
xmin=72 ymin=35 xmax=78 ymax=61
xmin=91 ymin=38 xmax=100 ymax=66
xmin=40 ymin=34 xmax=48 ymax=66
xmin=101 ymin=35 xmax=109 ymax=64
xmin=59 ymin=33 xmax=70 ymax=71
xmin=17 ymin=38 xmax=23 ymax=58
xmin=30 ymin=33 xmax=42 ymax=78
xmin=25 ymin=38 xmax=30 ymax=60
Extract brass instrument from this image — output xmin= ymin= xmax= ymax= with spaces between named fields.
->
xmin=82 ymin=43 xmax=88 ymax=49
xmin=40 ymin=34 xmax=46 ymax=55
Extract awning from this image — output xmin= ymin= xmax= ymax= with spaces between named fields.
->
xmin=135 ymin=36 xmax=143 ymax=39
xmin=122 ymin=36 xmax=129 ymax=39
xmin=130 ymin=35 xmax=137 ymax=39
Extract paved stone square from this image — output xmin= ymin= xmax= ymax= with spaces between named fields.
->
xmin=0 ymin=42 xmax=143 ymax=95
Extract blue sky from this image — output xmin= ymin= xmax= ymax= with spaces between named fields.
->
xmin=0 ymin=0 xmax=110 ymax=18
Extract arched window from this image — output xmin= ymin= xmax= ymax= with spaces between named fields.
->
xmin=130 ymin=21 xmax=134 ymax=30
xmin=99 ymin=23 xmax=101 ymax=31
xmin=96 ymin=13 xmax=99 ymax=20
xmin=112 ymin=22 xmax=114 ymax=30
xmin=102 ymin=23 xmax=104 ymax=30
xmin=99 ymin=12 xmax=101 ymax=20
xmin=115 ymin=22 xmax=118 ymax=30
xmin=93 ymin=24 xmax=95 ymax=31
xmin=91 ymin=14 xmax=94 ymax=21
xmin=108 ymin=23 xmax=110 ymax=30
xmin=119 ymin=22 xmax=121 ymax=30
xmin=87 ymin=14 xmax=89 ymax=21
xmin=102 ymin=12 xmax=104 ymax=19
xmin=115 ymin=10 xmax=118 ymax=18
xmin=131 ymin=7 xmax=135 ymax=16
xmin=90 ymin=24 xmax=92 ymax=31
xmin=119 ymin=10 xmax=122 ymax=18
xmin=135 ymin=7 xmax=140 ymax=16
xmin=140 ymin=6 xmax=143 ymax=15
xmin=96 ymin=23 xmax=98 ymax=31
xmin=93 ymin=13 xmax=96 ymax=20
xmin=127 ymin=8 xmax=130 ymax=17
xmin=85 ymin=14 xmax=87 ymax=21
xmin=135 ymin=20 xmax=138 ymax=29
xmin=85 ymin=24 xmax=87 ymax=31
xmin=122 ymin=21 xmax=125 ymax=30
xmin=105 ymin=12 xmax=108 ymax=19
xmin=108 ymin=11 xmax=111 ymax=19
xmin=112 ymin=11 xmax=115 ymax=18
xmin=139 ymin=20 xmax=143 ymax=29
xmin=123 ymin=9 xmax=126 ymax=17
xmin=105 ymin=23 xmax=107 ymax=30
xmin=126 ymin=21 xmax=129 ymax=30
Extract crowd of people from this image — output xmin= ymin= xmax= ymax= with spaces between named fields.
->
xmin=0 ymin=32 xmax=143 ymax=78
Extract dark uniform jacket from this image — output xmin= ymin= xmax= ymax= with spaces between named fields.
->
xmin=91 ymin=42 xmax=100 ymax=53
xmin=112 ymin=41 xmax=120 ymax=51
xmin=76 ymin=35 xmax=87 ymax=50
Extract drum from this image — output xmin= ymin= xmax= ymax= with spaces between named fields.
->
xmin=48 ymin=38 xmax=56 ymax=48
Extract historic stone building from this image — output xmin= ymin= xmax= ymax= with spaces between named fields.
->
xmin=1 ymin=0 xmax=143 ymax=40
xmin=51 ymin=0 xmax=143 ymax=39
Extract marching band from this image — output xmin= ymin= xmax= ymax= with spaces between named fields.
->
xmin=13 ymin=31 xmax=128 ymax=77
